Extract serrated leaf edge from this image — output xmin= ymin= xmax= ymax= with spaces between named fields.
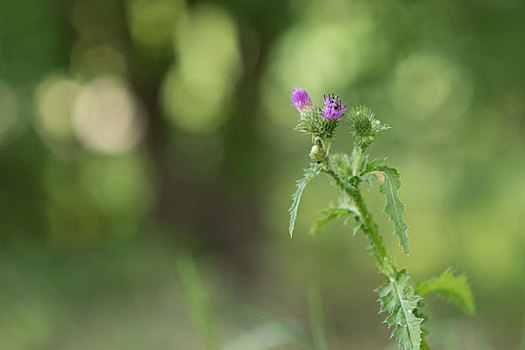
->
xmin=416 ymin=268 xmax=475 ymax=314
xmin=376 ymin=166 xmax=409 ymax=254
xmin=376 ymin=271 xmax=424 ymax=350
xmin=288 ymin=164 xmax=321 ymax=237
xmin=311 ymin=204 xmax=359 ymax=235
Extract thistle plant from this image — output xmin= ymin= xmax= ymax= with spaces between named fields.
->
xmin=288 ymin=86 xmax=475 ymax=350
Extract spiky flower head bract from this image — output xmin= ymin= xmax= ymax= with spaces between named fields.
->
xmin=320 ymin=93 xmax=347 ymax=120
xmin=348 ymin=105 xmax=390 ymax=149
xmin=291 ymin=86 xmax=313 ymax=115
xmin=293 ymin=89 xmax=346 ymax=140
xmin=295 ymin=107 xmax=339 ymax=140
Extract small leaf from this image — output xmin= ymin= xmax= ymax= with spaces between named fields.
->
xmin=416 ymin=269 xmax=475 ymax=314
xmin=376 ymin=269 xmax=424 ymax=350
xmin=364 ymin=157 xmax=386 ymax=173
xmin=330 ymin=153 xmax=352 ymax=178
xmin=352 ymin=221 xmax=363 ymax=236
xmin=361 ymin=158 xmax=386 ymax=185
xmin=377 ymin=271 xmax=424 ymax=350
xmin=289 ymin=164 xmax=321 ymax=237
xmin=372 ymin=165 xmax=409 ymax=254
xmin=311 ymin=200 xmax=359 ymax=234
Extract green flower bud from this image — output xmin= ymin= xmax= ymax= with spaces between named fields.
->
xmin=348 ymin=106 xmax=390 ymax=149
xmin=309 ymin=138 xmax=326 ymax=163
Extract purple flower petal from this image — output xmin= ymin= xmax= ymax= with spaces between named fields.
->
xmin=291 ymin=86 xmax=312 ymax=113
xmin=319 ymin=93 xmax=346 ymax=120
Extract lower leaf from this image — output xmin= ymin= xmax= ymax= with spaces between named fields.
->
xmin=311 ymin=199 xmax=359 ymax=234
xmin=416 ymin=268 xmax=475 ymax=314
xmin=376 ymin=269 xmax=424 ymax=350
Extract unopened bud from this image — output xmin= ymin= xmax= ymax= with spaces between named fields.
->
xmin=309 ymin=138 xmax=326 ymax=163
xmin=291 ymin=86 xmax=313 ymax=116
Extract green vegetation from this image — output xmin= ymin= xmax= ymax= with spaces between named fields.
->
xmin=0 ymin=0 xmax=524 ymax=348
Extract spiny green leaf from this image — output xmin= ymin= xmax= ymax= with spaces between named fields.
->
xmin=361 ymin=157 xmax=386 ymax=184
xmin=376 ymin=269 xmax=424 ymax=350
xmin=416 ymin=268 xmax=475 ymax=314
xmin=364 ymin=157 xmax=386 ymax=173
xmin=413 ymin=307 xmax=430 ymax=350
xmin=289 ymin=164 xmax=321 ymax=237
xmin=311 ymin=200 xmax=359 ymax=235
xmin=367 ymin=165 xmax=409 ymax=254
xmin=419 ymin=338 xmax=430 ymax=350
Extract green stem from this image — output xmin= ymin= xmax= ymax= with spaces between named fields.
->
xmin=353 ymin=187 xmax=394 ymax=276
xmin=351 ymin=145 xmax=363 ymax=176
xmin=322 ymin=156 xmax=395 ymax=278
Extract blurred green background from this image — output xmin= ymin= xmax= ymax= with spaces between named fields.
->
xmin=1 ymin=0 xmax=524 ymax=348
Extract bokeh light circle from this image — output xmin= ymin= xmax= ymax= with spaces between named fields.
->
xmin=72 ymin=77 xmax=145 ymax=154
xmin=161 ymin=4 xmax=241 ymax=134
xmin=35 ymin=75 xmax=81 ymax=143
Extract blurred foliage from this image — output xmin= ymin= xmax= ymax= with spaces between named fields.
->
xmin=0 ymin=0 xmax=524 ymax=348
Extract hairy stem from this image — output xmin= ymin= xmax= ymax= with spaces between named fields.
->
xmin=352 ymin=186 xmax=395 ymax=277
xmin=322 ymin=155 xmax=395 ymax=278
xmin=351 ymin=145 xmax=363 ymax=176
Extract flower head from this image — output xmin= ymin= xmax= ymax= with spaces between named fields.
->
xmin=320 ymin=93 xmax=346 ymax=120
xmin=291 ymin=86 xmax=312 ymax=114
xmin=348 ymin=105 xmax=390 ymax=149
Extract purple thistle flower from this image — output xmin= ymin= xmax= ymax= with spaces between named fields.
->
xmin=320 ymin=93 xmax=346 ymax=120
xmin=291 ymin=86 xmax=312 ymax=114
